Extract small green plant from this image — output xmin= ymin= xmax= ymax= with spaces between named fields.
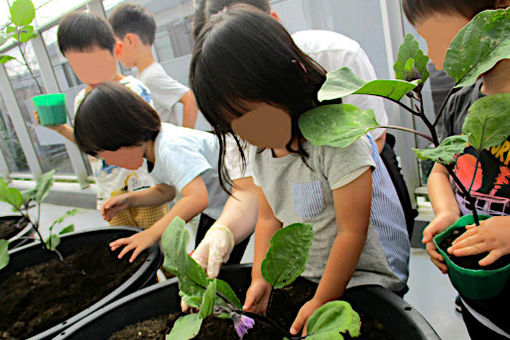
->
xmin=299 ymin=8 xmax=510 ymax=226
xmin=161 ymin=217 xmax=360 ymax=340
xmin=0 ymin=169 xmax=78 ymax=270
xmin=0 ymin=0 xmax=43 ymax=93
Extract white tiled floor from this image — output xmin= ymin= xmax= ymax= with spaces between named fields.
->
xmin=1 ymin=201 xmax=470 ymax=339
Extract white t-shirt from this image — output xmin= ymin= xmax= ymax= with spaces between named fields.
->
xmin=292 ymin=30 xmax=388 ymax=140
xmin=138 ymin=63 xmax=189 ymax=125
xmin=74 ymin=76 xmax=155 ymax=210
xmin=149 ymin=123 xmax=229 ymax=220
xmin=225 ymin=30 xmax=389 ymax=181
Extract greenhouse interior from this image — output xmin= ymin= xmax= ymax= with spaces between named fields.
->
xmin=1 ymin=0 xmax=509 ymax=339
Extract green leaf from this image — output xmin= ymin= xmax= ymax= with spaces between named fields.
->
xmin=393 ymin=33 xmax=430 ymax=83
xmin=50 ymin=208 xmax=78 ymax=231
xmin=58 ymin=224 xmax=75 ymax=235
xmin=318 ymin=67 xmax=418 ymax=102
xmin=261 ymin=223 xmax=313 ymax=289
xmin=307 ymin=301 xmax=361 ymax=340
xmin=0 ymin=55 xmax=16 ymax=64
xmin=45 ymin=234 xmax=60 ymax=251
xmin=22 ymin=187 xmax=37 ymax=202
xmin=166 ymin=314 xmax=202 ymax=340
xmin=9 ymin=0 xmax=36 ymax=26
xmin=444 ymin=9 xmax=510 ymax=87
xmin=413 ymin=135 xmax=468 ymax=164
xmin=178 ymin=254 xmax=209 ymax=297
xmin=180 ymin=292 xmax=202 ymax=309
xmin=0 ymin=239 xmax=9 ymax=270
xmin=161 ymin=217 xmax=189 ymax=275
xmin=199 ymin=279 xmax=217 ymax=319
xmin=462 ymin=93 xmax=510 ymax=150
xmin=299 ymin=104 xmax=379 ymax=148
xmin=19 ymin=25 xmax=36 ymax=43
xmin=34 ymin=169 xmax=56 ymax=204
xmin=216 ymin=279 xmax=242 ymax=309
xmin=0 ymin=179 xmax=24 ymax=209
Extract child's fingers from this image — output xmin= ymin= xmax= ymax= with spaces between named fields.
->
xmin=290 ymin=310 xmax=305 ymax=335
xmin=109 ymin=238 xmax=128 ymax=251
xmin=118 ymin=243 xmax=136 ymax=259
xmin=479 ymin=250 xmax=502 ymax=266
xmin=425 ymin=242 xmax=444 ymax=262
xmin=430 ymin=257 xmax=448 ymax=273
xmin=451 ymin=242 xmax=487 ymax=257
xmin=452 ymin=228 xmax=478 ymax=245
xmin=129 ymin=246 xmax=145 ymax=263
xmin=465 ymin=224 xmax=477 ymax=230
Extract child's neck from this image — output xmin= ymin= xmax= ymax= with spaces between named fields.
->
xmin=135 ymin=46 xmax=156 ymax=74
xmin=272 ymin=137 xmax=302 ymax=158
xmin=481 ymin=59 xmax=510 ymax=95
xmin=143 ymin=140 xmax=156 ymax=164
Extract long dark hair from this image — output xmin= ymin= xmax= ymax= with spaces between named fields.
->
xmin=189 ymin=5 xmax=327 ymax=191
xmin=74 ymin=81 xmax=160 ymax=156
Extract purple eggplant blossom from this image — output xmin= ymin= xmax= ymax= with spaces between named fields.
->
xmin=231 ymin=312 xmax=255 ymax=338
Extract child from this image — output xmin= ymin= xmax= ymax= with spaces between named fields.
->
xmin=73 ymin=81 xmax=249 ymax=266
xmin=37 ymin=11 xmax=164 ymax=227
xmin=108 ymin=3 xmax=199 ymax=128
xmin=403 ymin=0 xmax=510 ymax=338
xmin=189 ymin=6 xmax=410 ymax=336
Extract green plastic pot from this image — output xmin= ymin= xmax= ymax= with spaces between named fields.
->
xmin=434 ymin=214 xmax=510 ymax=300
xmin=32 ymin=93 xmax=67 ymax=126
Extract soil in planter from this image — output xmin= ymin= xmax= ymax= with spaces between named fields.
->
xmin=439 ymin=227 xmax=510 ymax=270
xmin=0 ymin=241 xmax=147 ymax=340
xmin=0 ymin=218 xmax=27 ymax=240
xmin=109 ymin=278 xmax=393 ymax=340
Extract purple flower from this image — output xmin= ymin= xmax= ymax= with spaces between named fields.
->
xmin=231 ymin=312 xmax=255 ymax=338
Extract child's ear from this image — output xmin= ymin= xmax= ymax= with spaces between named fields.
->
xmin=114 ymin=41 xmax=123 ymax=58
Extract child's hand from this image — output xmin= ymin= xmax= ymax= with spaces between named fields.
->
xmin=448 ymin=216 xmax=510 ymax=266
xmin=290 ymin=297 xmax=324 ymax=336
xmin=243 ymin=278 xmax=272 ymax=315
xmin=101 ymin=194 xmax=131 ymax=221
xmin=422 ymin=212 xmax=459 ymax=273
xmin=33 ymin=110 xmax=66 ymax=131
xmin=109 ymin=228 xmax=159 ymax=263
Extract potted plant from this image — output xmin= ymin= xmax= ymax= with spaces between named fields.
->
xmin=0 ymin=170 xmax=162 ymax=340
xmin=0 ymin=0 xmax=67 ymax=126
xmin=55 ymin=217 xmax=439 ymax=340
xmin=297 ymin=8 xmax=510 ymax=300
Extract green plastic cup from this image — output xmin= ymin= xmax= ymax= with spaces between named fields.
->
xmin=32 ymin=93 xmax=67 ymax=126
xmin=434 ymin=214 xmax=510 ymax=300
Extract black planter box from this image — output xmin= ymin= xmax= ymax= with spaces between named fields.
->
xmin=0 ymin=226 xmax=162 ymax=340
xmin=56 ymin=264 xmax=440 ymax=340
xmin=0 ymin=215 xmax=33 ymax=249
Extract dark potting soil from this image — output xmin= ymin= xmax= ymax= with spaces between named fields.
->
xmin=109 ymin=277 xmax=393 ymax=340
xmin=0 ymin=241 xmax=147 ymax=340
xmin=439 ymin=227 xmax=510 ymax=270
xmin=0 ymin=218 xmax=27 ymax=240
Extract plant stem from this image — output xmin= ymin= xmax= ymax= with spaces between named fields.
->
xmin=15 ymin=28 xmax=43 ymax=94
xmin=374 ymin=95 xmax=422 ymax=117
xmin=444 ymin=164 xmax=480 ymax=226
xmin=265 ymin=288 xmax=275 ymax=316
xmin=416 ymin=92 xmax=440 ymax=147
xmin=381 ymin=125 xmax=434 ymax=143
xmin=432 ymin=87 xmax=459 ymax=128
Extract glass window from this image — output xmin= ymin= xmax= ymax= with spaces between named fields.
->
xmin=0 ymin=95 xmax=29 ymax=173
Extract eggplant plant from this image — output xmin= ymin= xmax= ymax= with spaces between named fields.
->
xmin=299 ymin=8 xmax=510 ymax=226
xmin=161 ymin=217 xmax=361 ymax=340
xmin=0 ymin=169 xmax=78 ymax=270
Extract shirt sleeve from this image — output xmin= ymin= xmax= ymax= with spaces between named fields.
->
xmin=123 ymin=78 xmax=154 ymax=107
xmin=319 ymin=136 xmax=376 ymax=190
xmin=224 ymin=135 xmax=254 ymax=180
xmin=146 ymin=73 xmax=189 ymax=110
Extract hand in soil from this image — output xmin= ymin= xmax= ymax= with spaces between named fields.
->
xmin=422 ymin=213 xmax=459 ymax=273
xmin=110 ymin=229 xmax=159 ymax=262
xmin=448 ymin=216 xmax=510 ymax=266
xmin=101 ymin=194 xmax=131 ymax=221
xmin=290 ymin=297 xmax=323 ymax=336
xmin=243 ymin=278 xmax=272 ymax=315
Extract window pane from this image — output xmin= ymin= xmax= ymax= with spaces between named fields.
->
xmin=0 ymin=95 xmax=29 ymax=173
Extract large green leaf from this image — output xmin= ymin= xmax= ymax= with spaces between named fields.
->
xmin=19 ymin=25 xmax=36 ymax=43
xmin=261 ymin=223 xmax=313 ymax=289
xmin=393 ymin=33 xmax=430 ymax=83
xmin=0 ymin=179 xmax=24 ymax=209
xmin=166 ymin=314 xmax=202 ymax=340
xmin=444 ymin=9 xmax=510 ymax=87
xmin=199 ymin=279 xmax=217 ymax=319
xmin=0 ymin=239 xmax=9 ymax=270
xmin=178 ymin=254 xmax=209 ymax=297
xmin=414 ymin=135 xmax=468 ymax=164
xmin=34 ymin=169 xmax=56 ymax=204
xmin=318 ymin=67 xmax=418 ymax=102
xmin=161 ymin=217 xmax=189 ymax=274
xmin=58 ymin=224 xmax=75 ymax=235
xmin=0 ymin=55 xmax=16 ymax=64
xmin=9 ymin=0 xmax=36 ymax=26
xmin=299 ymin=104 xmax=379 ymax=148
xmin=216 ymin=279 xmax=242 ymax=309
xmin=307 ymin=301 xmax=361 ymax=340
xmin=462 ymin=94 xmax=510 ymax=150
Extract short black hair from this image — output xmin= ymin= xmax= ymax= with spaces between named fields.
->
xmin=192 ymin=0 xmax=270 ymax=39
xmin=402 ymin=0 xmax=501 ymax=25
xmin=108 ymin=3 xmax=156 ymax=46
xmin=74 ymin=82 xmax=161 ymax=156
xmin=58 ymin=11 xmax=116 ymax=56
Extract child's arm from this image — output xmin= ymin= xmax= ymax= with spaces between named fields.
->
xmin=423 ymin=163 xmax=461 ymax=273
xmin=109 ymin=176 xmax=208 ymax=262
xmin=243 ymin=186 xmax=282 ymax=314
xmin=290 ymin=169 xmax=372 ymax=336
xmin=179 ymin=90 xmax=198 ymax=129
xmin=33 ymin=110 xmax=76 ymax=143
xmin=448 ymin=216 xmax=510 ymax=266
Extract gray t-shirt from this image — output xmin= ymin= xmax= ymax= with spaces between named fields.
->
xmin=138 ymin=63 xmax=189 ymax=125
xmin=251 ymin=137 xmax=405 ymax=291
